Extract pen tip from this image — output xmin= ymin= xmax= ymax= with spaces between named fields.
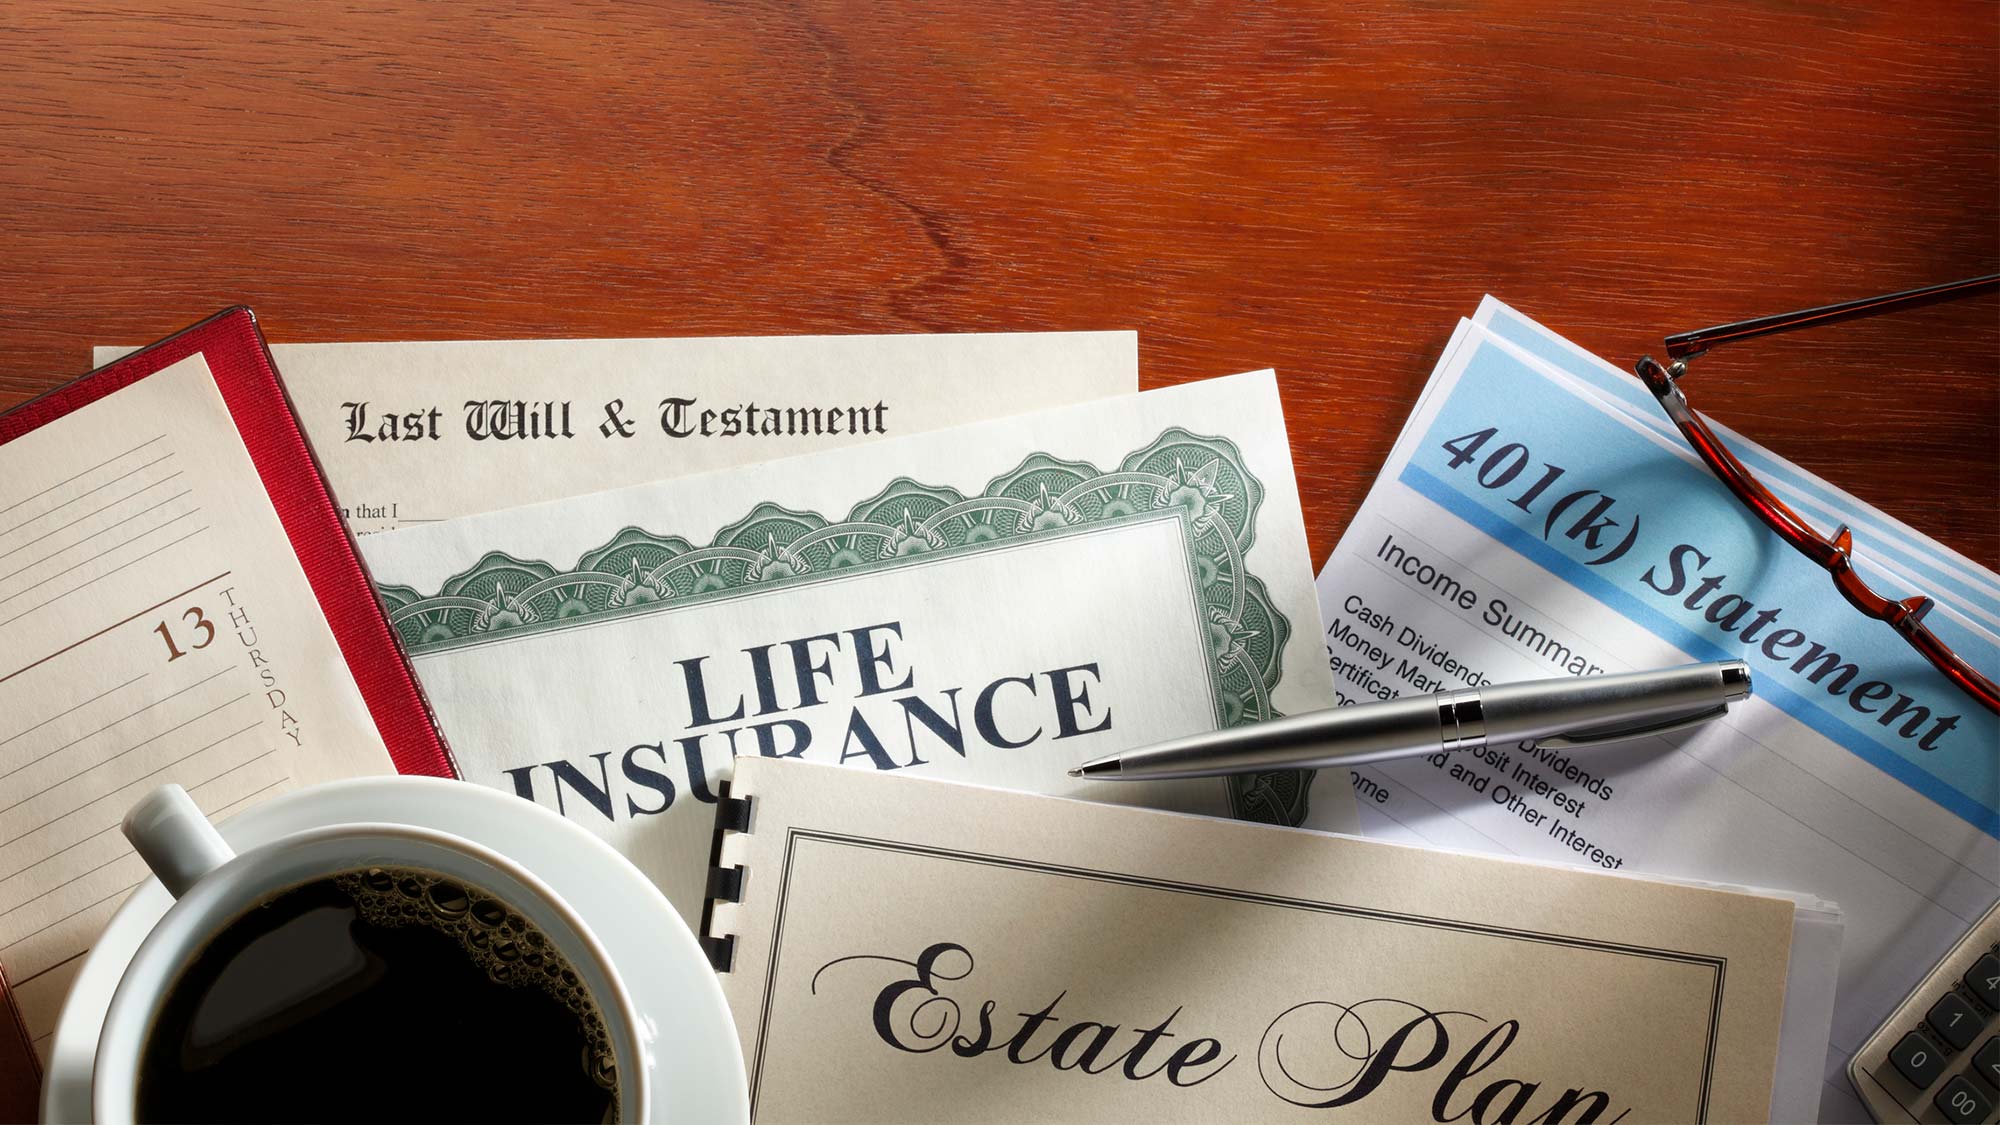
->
xmin=1065 ymin=767 xmax=1083 ymax=778
xmin=1720 ymin=659 xmax=1753 ymax=701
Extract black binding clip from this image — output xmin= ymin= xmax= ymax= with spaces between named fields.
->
xmin=701 ymin=933 xmax=736 ymax=973
xmin=699 ymin=782 xmax=755 ymax=973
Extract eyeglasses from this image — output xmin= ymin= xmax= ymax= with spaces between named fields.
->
xmin=1635 ymin=275 xmax=2000 ymax=715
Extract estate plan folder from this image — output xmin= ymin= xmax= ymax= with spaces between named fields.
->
xmin=357 ymin=371 xmax=1350 ymax=925
xmin=705 ymin=757 xmax=1801 ymax=1123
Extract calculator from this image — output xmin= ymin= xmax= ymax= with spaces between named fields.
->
xmin=1850 ymin=899 xmax=2000 ymax=1123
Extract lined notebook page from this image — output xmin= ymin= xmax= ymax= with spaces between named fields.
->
xmin=0 ymin=353 xmax=393 ymax=1058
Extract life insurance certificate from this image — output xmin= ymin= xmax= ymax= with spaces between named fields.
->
xmin=359 ymin=371 xmax=1347 ymax=926
xmin=97 ymin=332 xmax=1137 ymax=534
xmin=0 ymin=355 xmax=392 ymax=1059
xmin=1315 ymin=315 xmax=1996 ymax=1122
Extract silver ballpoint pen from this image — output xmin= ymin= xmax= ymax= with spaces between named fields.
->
xmin=1067 ymin=660 xmax=1752 ymax=781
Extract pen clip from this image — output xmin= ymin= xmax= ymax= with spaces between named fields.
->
xmin=1529 ymin=703 xmax=1731 ymax=751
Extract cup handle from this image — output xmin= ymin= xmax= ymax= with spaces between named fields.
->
xmin=122 ymin=784 xmax=235 ymax=898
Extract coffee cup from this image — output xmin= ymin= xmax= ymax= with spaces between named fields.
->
xmin=93 ymin=783 xmax=651 ymax=1123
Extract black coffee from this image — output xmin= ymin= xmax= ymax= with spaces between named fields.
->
xmin=135 ymin=866 xmax=619 ymax=1124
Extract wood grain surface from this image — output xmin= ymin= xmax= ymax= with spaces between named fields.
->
xmin=0 ymin=5 xmax=1993 ymax=1113
xmin=2 ymin=1 xmax=1994 ymax=575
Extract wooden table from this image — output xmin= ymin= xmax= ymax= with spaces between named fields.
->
xmin=2 ymin=3 xmax=1994 ymax=565
xmin=0 ymin=8 xmax=1995 ymax=1112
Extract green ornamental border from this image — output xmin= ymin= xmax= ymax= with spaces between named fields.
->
xmin=375 ymin=427 xmax=1314 ymax=825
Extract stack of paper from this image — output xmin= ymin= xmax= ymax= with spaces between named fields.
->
xmin=18 ymin=304 xmax=1981 ymax=1123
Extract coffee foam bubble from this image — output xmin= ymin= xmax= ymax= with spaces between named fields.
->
xmin=335 ymin=866 xmax=619 ymax=1098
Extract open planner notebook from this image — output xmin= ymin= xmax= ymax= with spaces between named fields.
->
xmin=704 ymin=757 xmax=1836 ymax=1124
xmin=0 ymin=311 xmax=448 ymax=1087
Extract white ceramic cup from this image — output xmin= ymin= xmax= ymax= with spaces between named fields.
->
xmin=93 ymin=783 xmax=652 ymax=1123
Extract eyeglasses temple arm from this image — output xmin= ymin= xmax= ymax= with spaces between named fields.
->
xmin=1663 ymin=274 xmax=2000 ymax=361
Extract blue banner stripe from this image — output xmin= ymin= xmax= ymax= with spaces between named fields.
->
xmin=1480 ymin=306 xmax=2000 ymax=615
xmin=1400 ymin=460 xmax=1998 ymax=838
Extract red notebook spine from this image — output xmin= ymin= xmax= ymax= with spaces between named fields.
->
xmin=0 ymin=961 xmax=37 ymax=1122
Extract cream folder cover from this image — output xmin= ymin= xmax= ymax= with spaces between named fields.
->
xmin=708 ymin=757 xmax=1796 ymax=1124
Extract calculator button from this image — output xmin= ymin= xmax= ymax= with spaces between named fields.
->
xmin=1972 ymin=953 xmax=2000 ymax=1011
xmin=1935 ymin=1075 xmax=1995 ymax=1123
xmin=1891 ymin=1030 xmax=1948 ymax=1089
xmin=1930 ymin=992 xmax=1986 ymax=1050
xmin=1977 ymin=1038 xmax=2000 ymax=1087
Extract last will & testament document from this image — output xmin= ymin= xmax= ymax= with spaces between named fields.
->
xmin=99 ymin=331 xmax=1137 ymax=533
